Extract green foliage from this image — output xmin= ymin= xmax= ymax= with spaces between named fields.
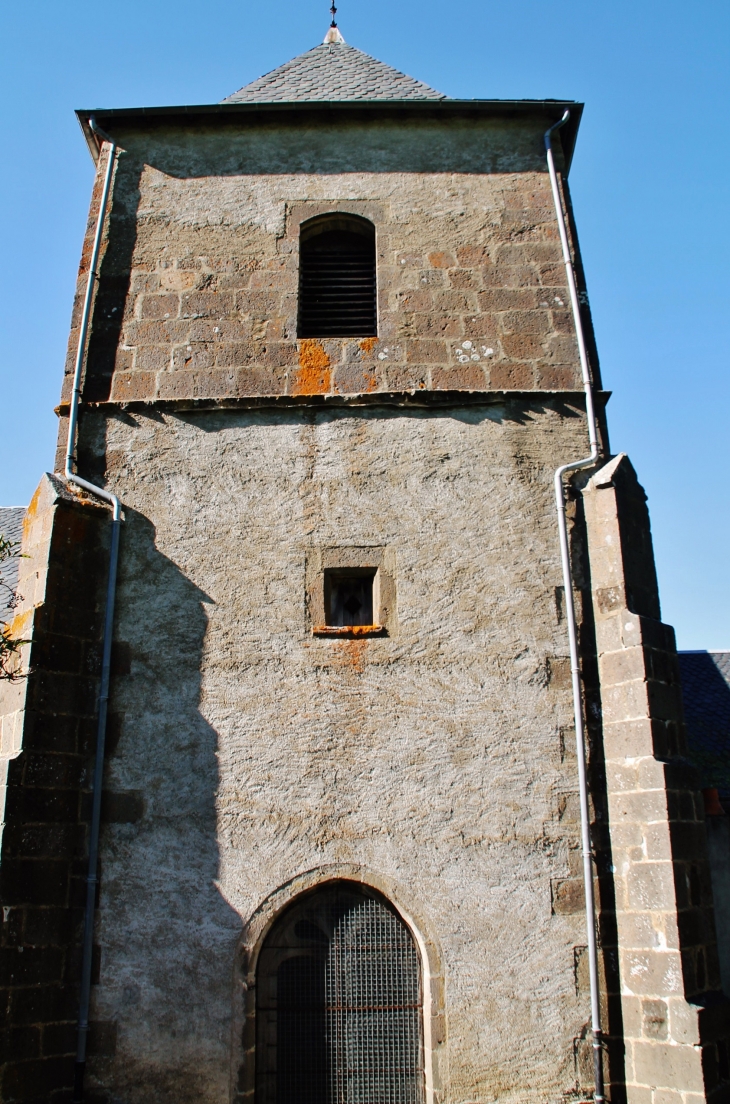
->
xmin=0 ymin=534 xmax=30 ymax=681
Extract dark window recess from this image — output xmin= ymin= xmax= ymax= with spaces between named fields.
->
xmin=298 ymin=215 xmax=377 ymax=338
xmin=256 ymin=883 xmax=424 ymax=1104
xmin=325 ymin=571 xmax=376 ymax=627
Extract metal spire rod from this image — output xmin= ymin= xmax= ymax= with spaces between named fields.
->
xmin=330 ymin=1 xmax=337 ymax=26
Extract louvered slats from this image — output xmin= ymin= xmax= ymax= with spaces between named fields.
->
xmin=298 ymin=230 xmax=377 ymax=338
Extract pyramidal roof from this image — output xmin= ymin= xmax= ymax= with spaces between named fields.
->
xmin=222 ymin=32 xmax=445 ymax=104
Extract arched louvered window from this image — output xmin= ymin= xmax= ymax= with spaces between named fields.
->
xmin=256 ymin=882 xmax=424 ymax=1104
xmin=298 ymin=215 xmax=377 ymax=338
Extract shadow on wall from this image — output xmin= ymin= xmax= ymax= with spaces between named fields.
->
xmin=678 ymin=652 xmax=730 ymax=806
xmin=107 ymin=115 xmax=566 ymax=179
xmin=88 ymin=507 xmax=242 ymax=1104
xmin=78 ymin=154 xmax=142 ymax=406
xmin=678 ymin=651 xmax=730 ymax=999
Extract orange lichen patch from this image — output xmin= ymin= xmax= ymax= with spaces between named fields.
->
xmin=292 ymin=340 xmax=332 ymax=395
xmin=358 ymin=337 xmax=378 ymax=354
xmin=6 ymin=609 xmax=32 ymax=639
xmin=23 ymin=481 xmax=45 ymax=530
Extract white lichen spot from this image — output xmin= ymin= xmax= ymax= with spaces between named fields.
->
xmin=481 ymin=347 xmax=494 ymax=357
xmin=214 ymin=326 xmax=220 ymax=333
xmin=471 ymin=354 xmax=480 ymax=361
xmin=458 ymin=355 xmax=470 ymax=364
xmin=554 ymin=296 xmax=565 ymax=306
xmin=462 ymin=340 xmax=473 ymax=349
xmin=540 ymin=301 xmax=549 ymax=308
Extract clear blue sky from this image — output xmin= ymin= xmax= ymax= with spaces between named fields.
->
xmin=1 ymin=0 xmax=728 ymax=649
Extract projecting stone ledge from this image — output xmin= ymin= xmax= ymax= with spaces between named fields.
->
xmin=55 ymin=387 xmax=610 ymax=417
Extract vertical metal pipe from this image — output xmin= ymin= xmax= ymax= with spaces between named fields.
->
xmin=65 ymin=118 xmax=123 ymax=1104
xmin=545 ymin=111 xmax=605 ymax=1103
xmin=72 ymin=514 xmax=120 ymax=1102
xmin=65 ymin=120 xmax=118 ymax=507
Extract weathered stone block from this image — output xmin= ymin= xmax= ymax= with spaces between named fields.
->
xmin=139 ymin=293 xmax=180 ymax=320
xmin=631 ymin=1039 xmax=704 ymax=1091
xmin=552 ymin=878 xmax=585 ymax=913
xmin=109 ymin=369 xmax=158 ymax=402
xmin=489 ymin=362 xmax=536 ymax=389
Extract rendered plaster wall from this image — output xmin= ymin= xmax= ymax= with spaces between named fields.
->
xmin=80 ymin=398 xmax=599 ymax=1103
xmin=56 ymin=114 xmax=598 ymax=420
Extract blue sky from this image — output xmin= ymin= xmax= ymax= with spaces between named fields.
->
xmin=1 ymin=0 xmax=728 ymax=648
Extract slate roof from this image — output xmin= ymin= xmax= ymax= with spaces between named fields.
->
xmin=222 ymin=42 xmax=445 ymax=104
xmin=678 ymin=651 xmax=730 ymax=805
xmin=0 ymin=507 xmax=26 ymax=626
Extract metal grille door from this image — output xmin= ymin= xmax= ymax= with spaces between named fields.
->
xmin=326 ymin=896 xmax=423 ymax=1104
xmin=256 ymin=884 xmax=424 ymax=1104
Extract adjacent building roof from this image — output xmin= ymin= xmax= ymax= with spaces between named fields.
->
xmin=222 ymin=41 xmax=445 ymax=104
xmin=0 ymin=507 xmax=26 ymax=626
xmin=678 ymin=651 xmax=730 ymax=805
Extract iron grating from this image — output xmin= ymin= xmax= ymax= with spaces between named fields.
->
xmin=256 ymin=884 xmax=424 ymax=1104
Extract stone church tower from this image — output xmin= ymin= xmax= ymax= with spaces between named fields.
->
xmin=1 ymin=26 xmax=728 ymax=1104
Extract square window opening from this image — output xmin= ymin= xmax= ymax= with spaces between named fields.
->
xmin=324 ymin=569 xmax=378 ymax=628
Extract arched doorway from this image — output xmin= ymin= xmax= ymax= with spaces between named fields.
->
xmin=256 ymin=881 xmax=424 ymax=1104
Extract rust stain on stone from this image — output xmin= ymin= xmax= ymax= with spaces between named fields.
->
xmin=292 ymin=340 xmax=331 ymax=395
xmin=312 ymin=625 xmax=384 ymax=637
xmin=427 ymin=251 xmax=455 ymax=269
xmin=337 ymin=638 xmax=366 ymax=672
xmin=358 ymin=337 xmax=378 ymax=354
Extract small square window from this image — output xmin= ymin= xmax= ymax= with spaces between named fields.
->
xmin=307 ymin=547 xmax=395 ymax=639
xmin=325 ymin=570 xmax=376 ymax=628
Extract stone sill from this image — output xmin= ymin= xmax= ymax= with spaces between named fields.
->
xmin=312 ymin=625 xmax=386 ymax=639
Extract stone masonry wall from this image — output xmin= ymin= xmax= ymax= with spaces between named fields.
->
xmin=583 ymin=455 xmax=730 ymax=1103
xmin=0 ymin=475 xmax=120 ymax=1104
xmin=56 ymin=117 xmax=599 ymax=421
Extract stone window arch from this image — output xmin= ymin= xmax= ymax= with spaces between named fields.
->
xmin=255 ymin=880 xmax=424 ymax=1104
xmin=297 ymin=214 xmax=377 ymax=338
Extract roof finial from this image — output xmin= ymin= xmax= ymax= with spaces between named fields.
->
xmin=323 ymin=0 xmax=346 ymax=43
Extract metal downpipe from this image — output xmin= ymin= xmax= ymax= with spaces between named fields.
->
xmin=65 ymin=117 xmax=122 ymax=1104
xmin=545 ymin=111 xmax=605 ymax=1103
